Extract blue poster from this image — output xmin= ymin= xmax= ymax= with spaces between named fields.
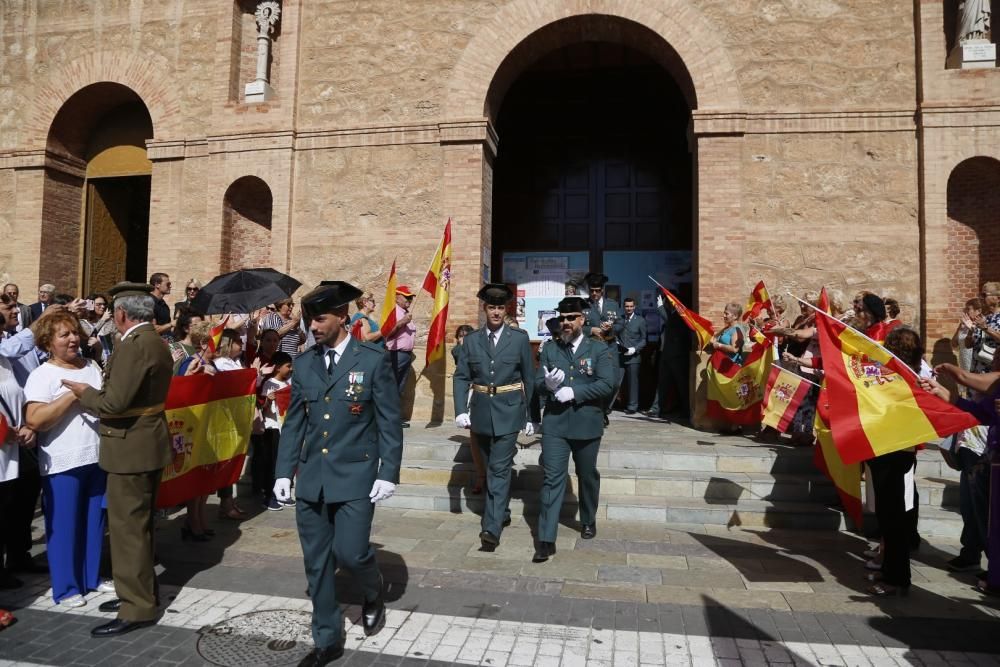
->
xmin=502 ymin=252 xmax=590 ymax=341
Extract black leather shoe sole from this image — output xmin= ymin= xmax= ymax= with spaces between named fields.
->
xmin=532 ymin=542 xmax=556 ymax=563
xmin=581 ymin=524 xmax=597 ymax=540
xmin=479 ymin=531 xmax=499 ymax=552
xmin=298 ymin=645 xmax=345 ymax=666
xmin=98 ymin=598 xmax=122 ymax=613
xmin=90 ymin=618 xmax=154 ymax=638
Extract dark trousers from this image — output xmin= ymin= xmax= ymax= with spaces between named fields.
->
xmin=605 ymin=350 xmax=621 ymax=414
xmin=475 ymin=432 xmax=517 ymax=537
xmin=958 ymin=448 xmax=989 ymax=561
xmin=106 ymin=469 xmax=161 ymax=621
xmin=622 ymin=362 xmax=640 ymax=412
xmin=389 ymin=350 xmax=414 ymax=397
xmin=41 ymin=463 xmax=107 ymax=602
xmin=251 ymin=430 xmax=280 ymax=498
xmin=537 ymin=435 xmax=601 ymax=542
xmin=0 ymin=479 xmax=17 ymax=578
xmin=5 ymin=446 xmax=40 ymax=567
xmin=657 ymin=354 xmax=689 ymax=418
xmin=296 ymin=496 xmax=382 ymax=649
xmin=868 ymin=450 xmax=916 ymax=588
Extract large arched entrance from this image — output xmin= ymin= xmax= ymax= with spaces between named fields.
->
xmin=43 ymin=82 xmax=153 ymax=294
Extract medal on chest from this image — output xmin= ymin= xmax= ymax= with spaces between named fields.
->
xmin=345 ymin=371 xmax=365 ymax=399
xmin=579 ymin=358 xmax=594 ymax=376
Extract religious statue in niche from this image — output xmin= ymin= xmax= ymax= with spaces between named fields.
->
xmin=948 ymin=0 xmax=995 ymax=69
xmin=245 ymin=1 xmax=282 ymax=102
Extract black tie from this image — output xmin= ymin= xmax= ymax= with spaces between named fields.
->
xmin=489 ymin=331 xmax=497 ymax=348
xmin=327 ymin=350 xmax=336 ymax=375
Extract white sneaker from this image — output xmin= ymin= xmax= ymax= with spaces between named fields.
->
xmin=60 ymin=594 xmax=87 ymax=608
xmin=96 ymin=579 xmax=116 ymax=593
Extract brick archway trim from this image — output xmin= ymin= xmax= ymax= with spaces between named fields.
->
xmin=22 ymin=49 xmax=183 ymax=151
xmin=446 ymin=0 xmax=744 ymax=121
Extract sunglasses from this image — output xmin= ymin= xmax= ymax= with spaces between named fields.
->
xmin=186 ymin=287 xmax=199 ymax=293
xmin=557 ymin=314 xmax=582 ymax=322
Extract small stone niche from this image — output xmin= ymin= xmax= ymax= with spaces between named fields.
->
xmin=228 ymin=0 xmax=283 ymax=103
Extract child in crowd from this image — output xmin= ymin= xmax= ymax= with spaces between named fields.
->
xmin=258 ymin=352 xmax=293 ymax=510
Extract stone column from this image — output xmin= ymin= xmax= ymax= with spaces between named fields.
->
xmin=245 ymin=1 xmax=281 ymax=102
xmin=947 ymin=0 xmax=995 ymax=69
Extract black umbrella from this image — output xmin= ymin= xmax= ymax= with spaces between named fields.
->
xmin=189 ymin=268 xmax=302 ymax=315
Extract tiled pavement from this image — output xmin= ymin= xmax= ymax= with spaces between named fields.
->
xmin=1 ymin=421 xmax=999 ymax=666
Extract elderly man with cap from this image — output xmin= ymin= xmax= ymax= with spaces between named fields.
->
xmin=273 ymin=281 xmax=402 ymax=666
xmin=533 ymin=296 xmax=615 ymax=561
xmin=582 ymin=273 xmax=623 ymax=422
xmin=61 ymin=282 xmax=173 ymax=637
xmin=453 ymin=283 xmax=536 ymax=552
xmin=384 ymin=284 xmax=416 ymax=426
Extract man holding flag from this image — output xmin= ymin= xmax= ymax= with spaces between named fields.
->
xmin=383 ymin=282 xmax=416 ymax=426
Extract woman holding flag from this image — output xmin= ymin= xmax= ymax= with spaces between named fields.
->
xmin=350 ymin=293 xmax=383 ymax=346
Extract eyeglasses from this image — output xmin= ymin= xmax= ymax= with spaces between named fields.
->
xmin=557 ymin=314 xmax=582 ymax=322
xmin=186 ymin=287 xmax=199 ymax=293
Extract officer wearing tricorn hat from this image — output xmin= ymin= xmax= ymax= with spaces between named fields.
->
xmin=273 ymin=281 xmax=403 ymax=666
xmin=532 ymin=295 xmax=615 ymax=562
xmin=453 ymin=283 xmax=536 ymax=552
xmin=582 ymin=272 xmax=623 ymax=421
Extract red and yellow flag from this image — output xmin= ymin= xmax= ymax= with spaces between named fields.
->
xmin=272 ymin=384 xmax=292 ymax=425
xmin=761 ymin=365 xmax=812 ymax=433
xmin=706 ymin=342 xmax=774 ymax=425
xmin=350 ymin=318 xmax=366 ymax=341
xmin=814 ymin=308 xmax=978 ymax=465
xmin=657 ymin=286 xmax=714 ymax=350
xmin=378 ymin=260 xmax=399 ymax=339
xmin=813 ymin=388 xmax=863 ymax=528
xmin=422 ymin=219 xmax=452 ymax=364
xmin=743 ymin=281 xmax=772 ymax=321
xmin=158 ymin=369 xmax=257 ymax=508
xmin=205 ymin=315 xmax=229 ymax=355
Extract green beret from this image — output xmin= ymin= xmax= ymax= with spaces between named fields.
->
xmin=107 ymin=282 xmax=154 ymax=300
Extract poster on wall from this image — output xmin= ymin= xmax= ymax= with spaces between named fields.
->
xmin=602 ymin=251 xmax=693 ymax=342
xmin=502 ymin=251 xmax=590 ymax=341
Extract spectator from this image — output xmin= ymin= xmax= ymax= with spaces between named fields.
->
xmin=256 ymin=351 xmax=292 ymax=510
xmin=648 ymin=292 xmax=693 ymax=421
xmin=971 ymin=281 xmax=1000 ymax=374
xmin=860 ymin=293 xmax=900 ymax=342
xmin=618 ymin=297 xmax=647 ymax=415
xmin=884 ymin=297 xmax=901 ymax=323
xmin=24 ymin=310 xmax=109 ymax=607
xmin=29 ymin=283 xmax=55 ymax=321
xmin=175 ymin=321 xmax=216 ymax=541
xmin=955 ymin=298 xmax=983 ymax=376
xmin=168 ymin=311 xmax=204 ymax=374
xmin=350 ymin=292 xmax=383 ymax=345
xmin=173 ymin=279 xmax=202 ymax=320
xmin=148 ymin=273 xmax=173 ymax=337
xmin=209 ymin=329 xmax=249 ymax=521
xmin=384 ymin=285 xmax=416 ymax=425
xmin=710 ymin=303 xmax=744 ymax=364
xmin=262 ymin=298 xmax=304 ymax=357
xmin=780 ymin=291 xmax=822 ymax=446
xmin=2 ymin=284 xmax=31 ymax=332
xmin=80 ymin=293 xmax=115 ymax=364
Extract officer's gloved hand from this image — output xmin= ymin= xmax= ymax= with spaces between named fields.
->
xmin=273 ymin=478 xmax=292 ymax=502
xmin=554 ymin=387 xmax=575 ymax=403
xmin=523 ymin=421 xmax=536 ymax=437
xmin=627 ymin=347 xmax=636 ymax=356
xmin=455 ymin=413 xmax=471 ymax=429
xmin=543 ymin=367 xmax=565 ymax=391
xmin=656 ymin=294 xmax=664 ymax=308
xmin=369 ymin=480 xmax=396 ymax=504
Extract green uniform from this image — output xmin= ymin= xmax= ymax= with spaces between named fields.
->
xmin=79 ymin=322 xmax=173 ymax=623
xmin=534 ymin=335 xmax=614 ymax=542
xmin=276 ymin=338 xmax=403 ymax=649
xmin=453 ymin=325 xmax=534 ymax=537
xmin=619 ymin=311 xmax=647 ymax=412
xmin=584 ymin=297 xmax=623 ymax=412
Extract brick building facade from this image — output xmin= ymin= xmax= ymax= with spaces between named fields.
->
xmin=0 ymin=1 xmax=998 ymax=421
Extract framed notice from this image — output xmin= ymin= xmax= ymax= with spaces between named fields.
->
xmin=502 ymin=251 xmax=589 ymax=341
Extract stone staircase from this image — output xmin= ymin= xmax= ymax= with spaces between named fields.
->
xmin=384 ymin=416 xmax=964 ymax=537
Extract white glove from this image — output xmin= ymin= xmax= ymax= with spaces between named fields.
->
xmin=656 ymin=294 xmax=664 ymax=308
xmin=554 ymin=387 xmax=575 ymax=403
xmin=544 ymin=366 xmax=565 ymax=391
xmin=627 ymin=347 xmax=636 ymax=356
xmin=273 ymin=478 xmax=292 ymax=502
xmin=523 ymin=421 xmax=536 ymax=437
xmin=455 ymin=413 xmax=471 ymax=429
xmin=369 ymin=480 xmax=396 ymax=504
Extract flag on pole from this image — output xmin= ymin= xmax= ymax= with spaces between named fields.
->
xmin=813 ymin=306 xmax=978 ymax=465
xmin=205 ymin=315 xmax=229 ymax=355
xmin=813 ymin=388 xmax=863 ymax=528
xmin=654 ymin=284 xmax=715 ymax=350
xmin=157 ymin=369 xmax=257 ymax=508
xmin=422 ymin=219 xmax=452 ymax=364
xmin=743 ymin=281 xmax=772 ymax=321
xmin=706 ymin=343 xmax=774 ymax=425
xmin=272 ymin=384 xmax=292 ymax=425
xmin=378 ymin=260 xmax=399 ymax=339
xmin=761 ymin=365 xmax=813 ymax=433
xmin=817 ymin=286 xmax=830 ymax=314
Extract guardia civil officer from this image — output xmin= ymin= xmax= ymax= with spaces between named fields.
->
xmin=273 ymin=281 xmax=403 ymax=667
xmin=533 ymin=296 xmax=614 ymax=562
xmin=582 ymin=273 xmax=623 ymax=421
xmin=61 ymin=282 xmax=173 ymax=637
xmin=453 ymin=283 xmax=535 ymax=552
xmin=618 ymin=297 xmax=647 ymax=414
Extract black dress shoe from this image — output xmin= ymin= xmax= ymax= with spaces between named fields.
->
xmin=361 ymin=579 xmax=386 ymax=637
xmin=581 ymin=524 xmax=597 ymax=540
xmin=298 ymin=645 xmax=345 ymax=666
xmin=90 ymin=618 xmax=155 ymax=638
xmin=603 ymin=414 xmax=610 ymax=426
xmin=6 ymin=557 xmax=47 ymax=574
xmin=532 ymin=541 xmax=556 ymax=563
xmin=479 ymin=530 xmax=499 ymax=552
xmin=624 ymin=409 xmax=636 ymax=415
xmin=502 ymin=517 xmax=512 ymax=528
xmin=98 ymin=598 xmax=122 ymax=613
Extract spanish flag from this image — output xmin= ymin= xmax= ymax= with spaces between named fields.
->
xmin=813 ymin=388 xmax=863 ymax=528
xmin=761 ymin=365 xmax=812 ymax=433
xmin=657 ymin=286 xmax=715 ymax=350
xmin=378 ymin=260 xmax=399 ymax=339
xmin=814 ymin=308 xmax=978 ymax=465
xmin=205 ymin=315 xmax=229 ymax=355
xmin=706 ymin=341 xmax=774 ymax=425
xmin=422 ymin=219 xmax=452 ymax=364
xmin=157 ymin=369 xmax=257 ymax=508
xmin=743 ymin=281 xmax=772 ymax=321
xmin=272 ymin=384 xmax=292 ymax=425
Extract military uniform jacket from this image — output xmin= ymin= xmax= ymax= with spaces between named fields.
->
xmin=619 ymin=313 xmax=647 ymax=366
xmin=276 ymin=338 xmax=403 ymax=504
xmin=584 ymin=298 xmax=624 ymax=351
xmin=535 ymin=336 xmax=615 ymax=440
xmin=453 ymin=326 xmax=535 ymax=437
xmin=79 ymin=323 xmax=173 ymax=474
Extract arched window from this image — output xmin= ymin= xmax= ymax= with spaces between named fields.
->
xmin=221 ymin=176 xmax=273 ymax=271
xmin=946 ymin=157 xmax=1000 ymax=310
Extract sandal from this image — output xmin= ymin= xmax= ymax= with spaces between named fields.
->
xmin=869 ymin=583 xmax=908 ymax=597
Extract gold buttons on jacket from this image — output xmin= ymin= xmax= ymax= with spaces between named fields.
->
xmin=322 ymin=431 xmax=328 ymax=438
xmin=325 ymin=397 xmax=331 ymax=403
xmin=321 ymin=448 xmax=328 ymax=454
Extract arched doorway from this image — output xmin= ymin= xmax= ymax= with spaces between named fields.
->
xmin=43 ymin=82 xmax=153 ymax=294
xmin=221 ymin=176 xmax=273 ymax=272
xmin=946 ymin=157 xmax=1000 ymax=312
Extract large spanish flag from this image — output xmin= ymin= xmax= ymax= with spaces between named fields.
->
xmin=706 ymin=342 xmax=774 ymax=425
xmin=814 ymin=308 xmax=978 ymax=465
xmin=157 ymin=369 xmax=257 ymax=508
xmin=761 ymin=365 xmax=813 ymax=433
xmin=422 ymin=219 xmax=452 ymax=364
xmin=813 ymin=388 xmax=863 ymax=528
xmin=657 ymin=285 xmax=715 ymax=350
xmin=378 ymin=260 xmax=399 ymax=339
xmin=743 ymin=281 xmax=772 ymax=321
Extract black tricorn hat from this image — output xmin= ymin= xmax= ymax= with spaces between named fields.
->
xmin=301 ymin=281 xmax=363 ymax=318
xmin=545 ymin=317 xmax=561 ymax=336
xmin=556 ymin=296 xmax=589 ymax=314
xmin=108 ymin=281 xmax=154 ymax=301
xmin=476 ymin=283 xmax=514 ymax=306
xmin=584 ymin=272 xmax=609 ymax=288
